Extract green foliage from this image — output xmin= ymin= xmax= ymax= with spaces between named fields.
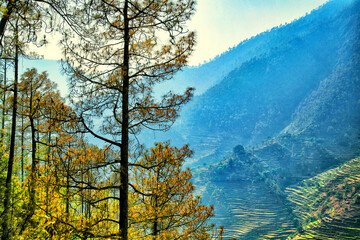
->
xmin=286 ymin=158 xmax=360 ymax=239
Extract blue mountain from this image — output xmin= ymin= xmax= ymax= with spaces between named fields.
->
xmin=154 ymin=0 xmax=360 ymax=170
xmin=152 ymin=0 xmax=360 ymax=238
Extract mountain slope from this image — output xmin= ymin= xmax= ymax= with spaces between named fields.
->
xmin=170 ymin=0 xmax=360 ymax=167
xmin=157 ymin=0 xmax=355 ymax=97
xmin=286 ymin=158 xmax=360 ymax=239
xmin=185 ymin=0 xmax=360 ymax=239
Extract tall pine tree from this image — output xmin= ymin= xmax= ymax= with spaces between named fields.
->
xmin=62 ymin=1 xmax=196 ymax=239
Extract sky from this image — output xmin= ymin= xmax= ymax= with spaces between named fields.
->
xmin=31 ymin=0 xmax=329 ymax=67
xmin=186 ymin=0 xmax=329 ymax=65
xmin=23 ymin=0 xmax=329 ymax=95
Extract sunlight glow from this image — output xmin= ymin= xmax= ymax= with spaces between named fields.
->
xmin=30 ymin=0 xmax=329 ymax=66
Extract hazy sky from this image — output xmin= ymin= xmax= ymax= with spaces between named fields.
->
xmin=31 ymin=0 xmax=329 ymax=66
xmin=187 ymin=0 xmax=329 ymax=65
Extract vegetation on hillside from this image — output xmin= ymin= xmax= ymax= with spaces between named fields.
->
xmin=286 ymin=158 xmax=360 ymax=239
xmin=154 ymin=0 xmax=360 ymax=168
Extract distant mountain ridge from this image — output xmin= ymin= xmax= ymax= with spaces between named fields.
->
xmin=185 ymin=0 xmax=360 ymax=238
xmin=154 ymin=0 xmax=360 ymax=168
xmin=157 ymin=0 xmax=354 ymax=97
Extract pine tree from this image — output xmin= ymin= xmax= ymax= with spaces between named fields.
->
xmin=61 ymin=1 xmax=196 ymax=239
xmin=1 ymin=2 xmax=45 ymax=237
xmin=131 ymin=142 xmax=214 ymax=239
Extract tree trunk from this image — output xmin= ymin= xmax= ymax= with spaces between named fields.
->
xmin=120 ymin=1 xmax=130 ymax=239
xmin=21 ymin=104 xmax=24 ymax=182
xmin=152 ymin=166 xmax=160 ymax=237
xmin=0 ymin=0 xmax=16 ymax=42
xmin=152 ymin=205 xmax=158 ymax=237
xmin=1 ymin=29 xmax=19 ymax=240
xmin=1 ymin=58 xmax=7 ymax=142
xmin=19 ymin=70 xmax=38 ymax=235
xmin=45 ymin=109 xmax=51 ymax=212
xmin=66 ymin=143 xmax=70 ymax=217
xmin=28 ymin=84 xmax=38 ymax=214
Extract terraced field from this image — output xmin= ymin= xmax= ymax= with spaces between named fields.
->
xmin=286 ymin=158 xmax=360 ymax=239
xmin=209 ymin=181 xmax=296 ymax=239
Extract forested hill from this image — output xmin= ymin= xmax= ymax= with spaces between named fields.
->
xmin=156 ymin=0 xmax=360 ymax=167
xmin=189 ymin=0 xmax=360 ymax=238
xmin=157 ymin=0 xmax=355 ymax=97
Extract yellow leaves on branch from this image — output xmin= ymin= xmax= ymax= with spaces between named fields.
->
xmin=131 ymin=142 xmax=214 ymax=239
